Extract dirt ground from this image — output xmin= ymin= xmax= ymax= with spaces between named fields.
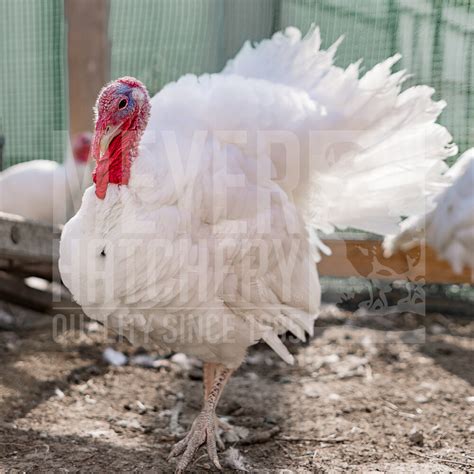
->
xmin=0 ymin=304 xmax=473 ymax=473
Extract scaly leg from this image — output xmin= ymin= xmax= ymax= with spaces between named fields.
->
xmin=203 ymin=362 xmax=226 ymax=450
xmin=203 ymin=361 xmax=216 ymax=399
xmin=168 ymin=363 xmax=233 ymax=473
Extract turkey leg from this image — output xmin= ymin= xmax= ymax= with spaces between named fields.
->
xmin=168 ymin=363 xmax=233 ymax=472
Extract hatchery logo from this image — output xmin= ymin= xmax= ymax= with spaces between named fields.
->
xmin=48 ymin=126 xmax=438 ymax=349
xmin=50 ymin=308 xmax=312 ymax=346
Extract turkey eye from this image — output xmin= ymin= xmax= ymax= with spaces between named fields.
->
xmin=118 ymin=99 xmax=127 ymax=110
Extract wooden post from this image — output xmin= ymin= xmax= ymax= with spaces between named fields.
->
xmin=65 ymin=0 xmax=110 ymax=135
xmin=0 ymin=135 xmax=4 ymax=171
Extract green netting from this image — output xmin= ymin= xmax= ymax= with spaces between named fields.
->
xmin=109 ymin=0 xmax=474 ymax=157
xmin=0 ymin=0 xmax=473 ymax=168
xmin=109 ymin=0 xmax=276 ymax=95
xmin=0 ymin=0 xmax=67 ymax=168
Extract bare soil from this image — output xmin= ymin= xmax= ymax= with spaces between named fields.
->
xmin=0 ymin=305 xmax=473 ymax=473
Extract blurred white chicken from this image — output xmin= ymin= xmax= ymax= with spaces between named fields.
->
xmin=384 ymin=148 xmax=474 ymax=274
xmin=0 ymin=133 xmax=92 ymax=224
xmin=59 ymin=27 xmax=456 ymax=471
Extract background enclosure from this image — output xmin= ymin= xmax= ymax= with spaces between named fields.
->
xmin=0 ymin=0 xmax=472 ymax=168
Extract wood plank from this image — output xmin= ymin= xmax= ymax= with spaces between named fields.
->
xmin=0 ymin=271 xmax=59 ymax=313
xmin=322 ymin=284 xmax=474 ymax=318
xmin=319 ymin=237 xmax=473 ymax=284
xmin=0 ymin=271 xmax=80 ymax=315
xmin=0 ymin=212 xmax=61 ymax=264
xmin=65 ymin=0 xmax=110 ymax=135
xmin=0 ymin=301 xmax=53 ymax=330
xmin=0 ymin=258 xmax=56 ymax=281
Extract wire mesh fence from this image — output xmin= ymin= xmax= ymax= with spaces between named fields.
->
xmin=0 ymin=0 xmax=67 ymax=167
xmin=0 ymin=0 xmax=472 ymax=168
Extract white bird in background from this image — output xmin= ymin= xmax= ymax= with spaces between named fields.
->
xmin=384 ymin=148 xmax=474 ymax=274
xmin=0 ymin=133 xmax=92 ymax=225
xmin=59 ymin=27 xmax=456 ymax=472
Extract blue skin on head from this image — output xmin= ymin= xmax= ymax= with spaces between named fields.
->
xmin=116 ymin=83 xmax=135 ymax=114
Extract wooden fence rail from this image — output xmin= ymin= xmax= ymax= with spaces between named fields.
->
xmin=319 ymin=234 xmax=473 ymax=285
xmin=0 ymin=213 xmax=472 ymax=288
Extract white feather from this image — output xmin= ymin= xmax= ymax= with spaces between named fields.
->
xmin=384 ymin=148 xmax=474 ymax=274
xmin=262 ymin=330 xmax=295 ymax=365
xmin=60 ymin=27 xmax=455 ymax=366
xmin=0 ymin=142 xmax=92 ymax=224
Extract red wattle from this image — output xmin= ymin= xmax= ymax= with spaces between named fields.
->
xmin=92 ymin=163 xmax=109 ymax=199
xmin=92 ymin=131 xmax=135 ymax=199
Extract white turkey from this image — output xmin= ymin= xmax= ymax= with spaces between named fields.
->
xmin=384 ymin=148 xmax=473 ymax=274
xmin=59 ymin=27 xmax=456 ymax=472
xmin=0 ymin=133 xmax=92 ymax=224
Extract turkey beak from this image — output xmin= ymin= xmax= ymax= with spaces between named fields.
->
xmin=99 ymin=124 xmax=121 ymax=157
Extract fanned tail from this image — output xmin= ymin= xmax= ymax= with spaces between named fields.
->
xmin=225 ymin=26 xmax=457 ymax=236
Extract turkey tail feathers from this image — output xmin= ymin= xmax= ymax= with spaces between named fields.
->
xmin=225 ymin=26 xmax=457 ymax=236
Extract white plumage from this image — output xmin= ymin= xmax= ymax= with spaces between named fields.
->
xmin=60 ymin=26 xmax=456 ymax=366
xmin=0 ymin=133 xmax=92 ymax=225
xmin=384 ymin=148 xmax=474 ymax=274
xmin=59 ymin=26 xmax=458 ymax=470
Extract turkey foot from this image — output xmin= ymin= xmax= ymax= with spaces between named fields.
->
xmin=169 ymin=407 xmax=222 ymax=472
xmin=168 ymin=363 xmax=233 ymax=473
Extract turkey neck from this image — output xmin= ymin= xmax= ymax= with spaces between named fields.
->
xmin=92 ymin=125 xmax=142 ymax=199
